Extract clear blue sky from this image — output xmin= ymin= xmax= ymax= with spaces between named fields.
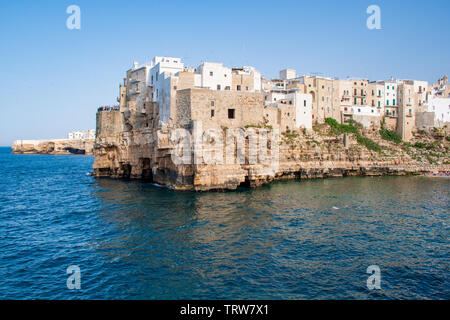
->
xmin=0 ymin=0 xmax=449 ymax=146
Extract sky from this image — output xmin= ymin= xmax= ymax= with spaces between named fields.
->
xmin=0 ymin=0 xmax=449 ymax=146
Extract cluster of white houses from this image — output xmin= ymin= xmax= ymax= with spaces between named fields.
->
xmin=68 ymin=129 xmax=95 ymax=140
xmin=111 ymin=57 xmax=449 ymax=142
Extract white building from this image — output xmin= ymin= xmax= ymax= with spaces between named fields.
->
xmin=344 ymin=105 xmax=382 ymax=128
xmin=68 ymin=129 xmax=95 ymax=140
xmin=294 ymin=92 xmax=313 ymax=129
xmin=412 ymin=80 xmax=428 ymax=109
xmin=383 ymin=80 xmax=398 ymax=108
xmin=428 ymin=96 xmax=450 ymax=126
xmin=279 ymin=69 xmax=296 ymax=80
xmin=195 ymin=62 xmax=232 ymax=91
xmin=265 ymin=90 xmax=312 ymax=129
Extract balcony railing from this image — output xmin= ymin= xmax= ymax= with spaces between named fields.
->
xmin=98 ymin=106 xmax=120 ymax=112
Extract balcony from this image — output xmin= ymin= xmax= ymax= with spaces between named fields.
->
xmin=129 ymin=78 xmax=140 ymax=84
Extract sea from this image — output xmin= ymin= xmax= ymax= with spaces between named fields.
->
xmin=0 ymin=147 xmax=448 ymax=299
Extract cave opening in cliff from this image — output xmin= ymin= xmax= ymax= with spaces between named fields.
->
xmin=238 ymin=176 xmax=251 ymax=188
xmin=140 ymin=158 xmax=153 ymax=181
xmin=120 ymin=163 xmax=131 ymax=178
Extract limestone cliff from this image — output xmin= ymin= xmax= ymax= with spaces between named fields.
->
xmin=93 ymin=109 xmax=450 ymax=191
xmin=12 ymin=139 xmax=95 ymax=155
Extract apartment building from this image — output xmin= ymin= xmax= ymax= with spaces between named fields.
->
xmin=351 ymin=79 xmax=369 ymax=106
xmin=368 ymin=81 xmax=385 ymax=109
xmin=300 ymin=75 xmax=339 ymax=123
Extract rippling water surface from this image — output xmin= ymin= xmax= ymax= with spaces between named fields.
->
xmin=0 ymin=147 xmax=448 ymax=299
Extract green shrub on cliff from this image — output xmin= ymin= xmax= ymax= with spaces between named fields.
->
xmin=379 ymin=127 xmax=402 ymax=144
xmin=325 ymin=117 xmax=381 ymax=153
xmin=356 ymin=135 xmax=382 ymax=152
xmin=325 ymin=118 xmax=358 ymax=135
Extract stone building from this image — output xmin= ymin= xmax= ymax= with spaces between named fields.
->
xmin=397 ymin=82 xmax=416 ymax=141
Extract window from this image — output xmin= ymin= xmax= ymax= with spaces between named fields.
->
xmin=322 ymin=85 xmax=325 ymax=89
xmin=156 ymin=73 xmax=158 ymax=81
xmin=210 ymin=71 xmax=213 ymax=76
xmin=358 ymin=108 xmax=361 ymax=112
xmin=173 ymin=86 xmax=177 ymax=90
xmin=378 ymin=101 xmax=381 ymax=107
xmin=393 ymin=99 xmax=396 ymax=106
xmin=354 ymin=98 xmax=357 ymax=104
xmin=246 ymin=86 xmax=249 ymax=91
xmin=354 ymin=89 xmax=357 ymax=95
xmin=237 ymin=85 xmax=241 ymax=91
xmin=224 ymin=74 xmax=227 ymax=77
xmin=304 ymin=100 xmax=306 ymax=107
xmin=211 ymin=110 xmax=215 ymax=118
xmin=225 ymin=86 xmax=230 ymax=90
xmin=387 ymin=100 xmax=389 ymax=106
xmin=228 ymin=109 xmax=235 ymax=119
xmin=387 ymin=85 xmax=389 ymax=89
xmin=217 ymin=84 xmax=221 ymax=90
xmin=211 ymin=101 xmax=215 ymax=107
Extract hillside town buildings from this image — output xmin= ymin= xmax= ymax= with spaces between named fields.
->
xmin=98 ymin=56 xmax=449 ymax=144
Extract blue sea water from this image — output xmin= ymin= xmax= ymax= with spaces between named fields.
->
xmin=0 ymin=146 xmax=448 ymax=299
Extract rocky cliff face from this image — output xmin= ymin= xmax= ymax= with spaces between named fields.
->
xmin=92 ymin=113 xmax=450 ymax=191
xmin=12 ymin=139 xmax=95 ymax=155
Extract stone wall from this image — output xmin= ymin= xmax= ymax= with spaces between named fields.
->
xmin=176 ymin=88 xmax=265 ymax=130
xmin=416 ymin=111 xmax=436 ymax=129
